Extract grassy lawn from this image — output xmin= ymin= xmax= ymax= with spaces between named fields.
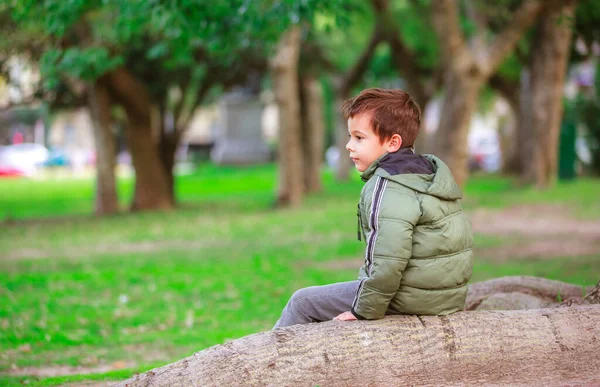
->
xmin=0 ymin=165 xmax=599 ymax=386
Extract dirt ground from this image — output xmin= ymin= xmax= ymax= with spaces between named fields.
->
xmin=470 ymin=204 xmax=600 ymax=261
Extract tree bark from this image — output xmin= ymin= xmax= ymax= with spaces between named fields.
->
xmin=465 ymin=275 xmax=590 ymax=311
xmin=106 ymin=67 xmax=173 ymax=211
xmin=301 ymin=76 xmax=325 ymax=193
xmin=272 ymin=27 xmax=304 ymax=207
xmin=516 ymin=69 xmax=535 ymax=179
xmin=158 ymin=131 xmax=178 ymax=204
xmin=433 ymin=72 xmax=483 ymax=185
xmin=527 ymin=2 xmax=576 ymax=188
xmin=87 ymin=79 xmax=118 ymax=215
xmin=157 ymin=102 xmax=179 ymax=204
xmin=431 ymin=0 xmax=545 ymax=186
xmin=117 ymin=303 xmax=600 ymax=386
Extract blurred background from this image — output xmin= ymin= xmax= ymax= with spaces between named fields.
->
xmin=0 ymin=0 xmax=599 ymax=385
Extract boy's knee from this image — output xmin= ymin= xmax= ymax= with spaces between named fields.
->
xmin=290 ymin=286 xmax=319 ymax=306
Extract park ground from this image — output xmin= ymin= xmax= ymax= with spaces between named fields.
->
xmin=1 ymin=165 xmax=599 ymax=386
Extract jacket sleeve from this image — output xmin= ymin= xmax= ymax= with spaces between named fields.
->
xmin=352 ymin=177 xmax=421 ymax=320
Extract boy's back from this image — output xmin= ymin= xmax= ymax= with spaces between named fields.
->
xmin=355 ymin=149 xmax=473 ymax=319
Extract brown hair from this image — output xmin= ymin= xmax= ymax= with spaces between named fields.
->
xmin=341 ymin=88 xmax=421 ymax=147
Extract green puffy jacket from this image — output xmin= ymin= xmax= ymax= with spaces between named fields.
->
xmin=352 ymin=150 xmax=473 ymax=320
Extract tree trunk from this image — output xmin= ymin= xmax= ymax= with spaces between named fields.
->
xmin=272 ymin=27 xmax=304 ymax=207
xmin=527 ymin=2 xmax=576 ymax=188
xmin=516 ymin=69 xmax=535 ymax=180
xmin=117 ymin=303 xmax=600 ymax=386
xmin=106 ymin=67 xmax=173 ymax=211
xmin=88 ymin=79 xmax=118 ymax=215
xmin=158 ymin=132 xmax=178 ymax=204
xmin=157 ymin=103 xmax=179 ymax=204
xmin=301 ymin=76 xmax=324 ymax=193
xmin=431 ymin=0 xmax=545 ymax=186
xmin=433 ymin=72 xmax=483 ymax=186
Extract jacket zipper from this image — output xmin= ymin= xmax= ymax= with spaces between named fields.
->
xmin=357 ymin=203 xmax=363 ymax=241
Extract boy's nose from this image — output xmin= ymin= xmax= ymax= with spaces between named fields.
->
xmin=346 ymin=140 xmax=353 ymax=152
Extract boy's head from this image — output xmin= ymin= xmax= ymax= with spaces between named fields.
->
xmin=342 ymin=88 xmax=421 ymax=172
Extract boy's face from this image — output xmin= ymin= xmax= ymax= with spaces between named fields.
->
xmin=346 ymin=113 xmax=400 ymax=172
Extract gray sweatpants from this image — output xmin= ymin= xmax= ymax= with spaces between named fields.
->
xmin=274 ymin=280 xmax=361 ymax=328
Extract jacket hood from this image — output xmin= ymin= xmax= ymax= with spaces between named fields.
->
xmin=360 ymin=149 xmax=462 ymax=200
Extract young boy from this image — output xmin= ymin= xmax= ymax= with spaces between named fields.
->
xmin=274 ymin=88 xmax=473 ymax=327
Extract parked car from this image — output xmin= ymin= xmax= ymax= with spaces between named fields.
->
xmin=44 ymin=147 xmax=70 ymax=167
xmin=0 ymin=165 xmax=26 ymax=177
xmin=0 ymin=143 xmax=49 ymax=176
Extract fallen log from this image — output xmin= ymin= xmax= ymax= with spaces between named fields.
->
xmin=118 ymin=304 xmax=600 ymax=386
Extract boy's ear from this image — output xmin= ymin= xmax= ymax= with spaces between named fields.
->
xmin=387 ymin=134 xmax=402 ymax=152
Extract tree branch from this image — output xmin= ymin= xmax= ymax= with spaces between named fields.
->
xmin=373 ymin=0 xmax=430 ymax=106
xmin=481 ymin=0 xmax=545 ymax=76
xmin=464 ymin=0 xmax=488 ymax=55
xmin=172 ymin=81 xmax=189 ymax=130
xmin=430 ymin=0 xmax=472 ymax=71
xmin=337 ymin=24 xmax=384 ymax=97
xmin=105 ymin=67 xmax=152 ymax=120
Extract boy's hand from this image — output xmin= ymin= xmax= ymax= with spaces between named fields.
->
xmin=333 ymin=311 xmax=357 ymax=321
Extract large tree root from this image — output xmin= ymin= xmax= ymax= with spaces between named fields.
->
xmin=465 ymin=275 xmax=592 ymax=311
xmin=118 ymin=304 xmax=600 ymax=386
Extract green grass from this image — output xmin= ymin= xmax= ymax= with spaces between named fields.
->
xmin=462 ymin=173 xmax=600 ymax=218
xmin=0 ymin=165 xmax=598 ymax=386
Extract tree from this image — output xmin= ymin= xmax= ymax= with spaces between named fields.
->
xmin=3 ymin=1 xmax=289 ymax=211
xmin=87 ymin=80 xmax=118 ymax=214
xmin=527 ymin=1 xmax=577 ymax=188
xmin=431 ymin=0 xmax=546 ymax=186
xmin=116 ymin=277 xmax=600 ymax=386
xmin=300 ymin=74 xmax=326 ymax=193
xmin=5 ymin=1 xmax=352 ymax=210
xmin=490 ymin=0 xmax=600 ymax=182
xmin=272 ymin=27 xmax=304 ymax=207
xmin=272 ymin=28 xmax=334 ymax=205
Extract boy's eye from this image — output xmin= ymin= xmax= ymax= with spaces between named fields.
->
xmin=356 ymin=136 xmax=363 ymax=140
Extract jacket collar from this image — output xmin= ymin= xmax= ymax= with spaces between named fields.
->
xmin=360 ymin=147 xmax=421 ymax=182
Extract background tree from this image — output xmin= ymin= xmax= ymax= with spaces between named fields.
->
xmin=4 ymin=0 xmax=351 ymax=210
xmin=431 ymin=0 xmax=548 ymax=186
xmin=272 ymin=27 xmax=304 ymax=207
xmin=527 ymin=1 xmax=577 ymax=188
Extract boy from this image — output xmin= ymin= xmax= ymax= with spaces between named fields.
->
xmin=274 ymin=88 xmax=473 ymax=327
